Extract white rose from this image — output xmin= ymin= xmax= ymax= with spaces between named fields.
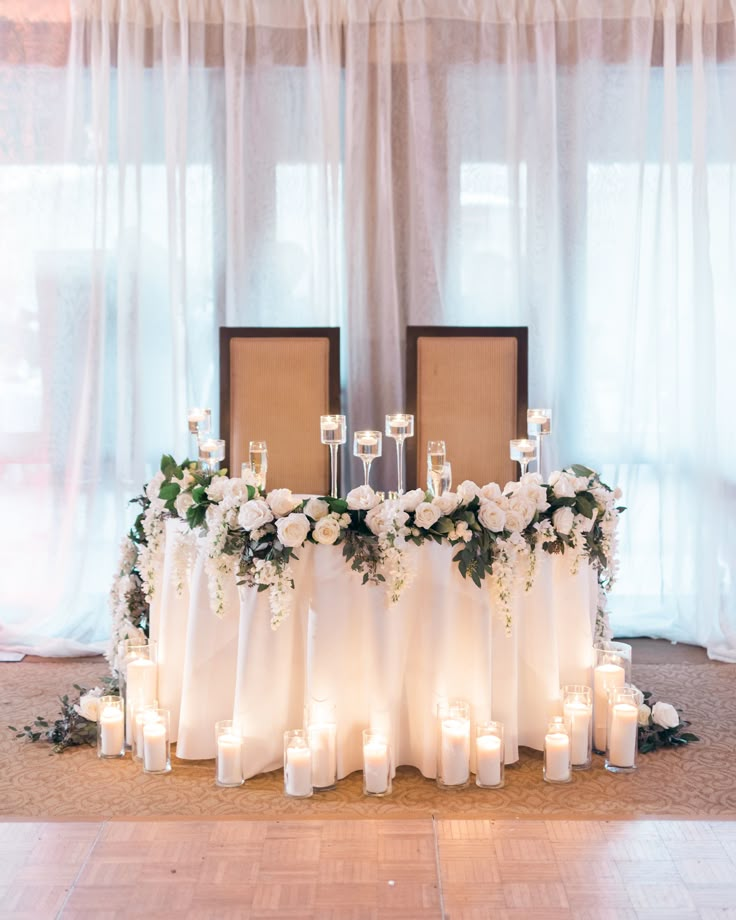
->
xmin=174 ymin=490 xmax=194 ymax=518
xmin=477 ymin=500 xmax=506 ymax=532
xmin=312 ymin=514 xmax=342 ymax=545
xmin=346 ymin=485 xmax=380 ymax=511
xmin=304 ymin=497 xmax=329 ymax=521
xmin=238 ymin=467 xmax=260 ymax=488
xmin=520 ymin=472 xmax=543 ymax=486
xmin=238 ymin=499 xmax=274 ymax=531
xmin=573 ymin=475 xmax=591 ymax=492
xmin=432 ymin=491 xmax=460 ymax=516
xmin=651 ymin=701 xmax=680 ymax=730
xmin=220 ymin=478 xmax=256 ymax=509
xmin=638 ymin=704 xmax=652 ymax=726
xmin=552 ymin=506 xmax=574 ymax=536
xmin=399 ymin=488 xmax=426 ymax=512
xmin=507 ymin=494 xmax=537 ymax=530
xmin=517 ymin=482 xmax=550 ymax=513
xmin=275 ymin=512 xmax=311 ymax=548
xmin=414 ymin=501 xmax=441 ymax=530
xmin=504 ymin=509 xmax=525 ymax=533
xmin=206 ymin=476 xmax=229 ymax=503
xmin=457 ymin=480 xmax=481 ymax=504
xmin=145 ymin=471 xmax=166 ymax=502
xmin=267 ymin=489 xmax=300 ymax=516
xmin=74 ymin=689 xmax=104 ymax=722
xmin=480 ymin=482 xmax=502 ymax=502
xmin=575 ymin=511 xmax=597 ymax=533
xmin=551 ymin=472 xmax=576 ymax=499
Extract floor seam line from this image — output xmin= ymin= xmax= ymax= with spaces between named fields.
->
xmin=55 ymin=817 xmax=108 ymax=919
xmin=432 ymin=813 xmax=447 ymax=920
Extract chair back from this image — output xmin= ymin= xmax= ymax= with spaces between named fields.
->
xmin=406 ymin=326 xmax=528 ymax=490
xmin=220 ymin=328 xmax=340 ymax=494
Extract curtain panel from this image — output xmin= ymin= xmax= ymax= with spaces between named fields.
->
xmin=0 ymin=0 xmax=734 ymax=662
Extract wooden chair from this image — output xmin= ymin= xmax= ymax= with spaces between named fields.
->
xmin=220 ymin=328 xmax=340 ymax=494
xmin=406 ymin=326 xmax=528 ymax=490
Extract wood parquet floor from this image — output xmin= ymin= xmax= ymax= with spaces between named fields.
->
xmin=1 ymin=817 xmax=735 ymax=919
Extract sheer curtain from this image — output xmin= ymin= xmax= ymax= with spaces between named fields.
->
xmin=0 ymin=0 xmax=734 ymax=662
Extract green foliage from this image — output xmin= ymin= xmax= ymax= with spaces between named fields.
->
xmin=8 ymin=683 xmax=106 ymax=754
xmin=637 ymin=691 xmax=700 ymax=753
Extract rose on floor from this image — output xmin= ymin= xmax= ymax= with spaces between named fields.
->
xmin=637 ymin=690 xmax=699 ymax=753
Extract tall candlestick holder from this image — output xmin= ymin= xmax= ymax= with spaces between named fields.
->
xmin=385 ymin=414 xmax=414 ymax=495
xmin=320 ymin=415 xmax=346 ymax=498
xmin=509 ymin=438 xmax=536 ymax=478
xmin=199 ymin=437 xmax=225 ymax=473
xmin=526 ymin=409 xmax=551 ymax=478
xmin=187 ymin=407 xmax=211 ymax=459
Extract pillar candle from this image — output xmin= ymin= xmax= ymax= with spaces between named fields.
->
xmin=309 ymin=723 xmax=337 ymax=788
xmin=608 ymin=702 xmax=638 ymax=767
xmin=285 ymin=746 xmax=312 ymax=796
xmin=544 ymin=730 xmax=571 ymax=782
xmin=440 ymin=718 xmax=470 ymax=785
xmin=476 ymin=734 xmax=502 ymax=786
xmin=143 ymin=722 xmax=167 ymax=772
xmin=125 ymin=657 xmax=157 ymax=745
xmin=99 ymin=706 xmax=124 ymax=756
xmin=217 ymin=733 xmax=243 ymax=786
xmin=135 ymin=708 xmax=158 ymax=759
xmin=564 ymin=699 xmax=592 ymax=766
xmin=593 ymin=663 xmax=624 ymax=751
xmin=363 ymin=740 xmax=390 ymax=794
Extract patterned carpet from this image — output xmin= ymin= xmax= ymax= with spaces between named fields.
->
xmin=1 ymin=655 xmax=734 ymax=820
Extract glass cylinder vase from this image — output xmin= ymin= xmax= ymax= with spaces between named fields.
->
xmin=306 ymin=700 xmax=337 ymax=791
xmin=605 ymin=687 xmax=639 ymax=773
xmin=215 ymin=720 xmax=244 ymax=788
xmin=544 ymin=717 xmax=572 ymax=784
xmin=562 ymin=685 xmax=593 ymax=770
xmin=592 ymin=641 xmax=632 ymax=753
xmin=475 ymin=721 xmax=504 ymax=788
xmin=97 ymin=696 xmax=125 ymax=759
xmin=436 ymin=699 xmax=471 ymax=789
xmin=133 ymin=704 xmax=159 ymax=762
xmin=122 ymin=640 xmax=158 ymax=749
xmin=362 ymin=730 xmax=392 ymax=796
xmin=283 ymin=729 xmax=313 ymax=798
xmin=142 ymin=709 xmax=171 ymax=774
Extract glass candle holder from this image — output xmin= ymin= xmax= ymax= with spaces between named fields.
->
xmin=437 ymin=699 xmax=471 ymax=789
xmin=199 ymin=437 xmax=225 ymax=473
xmin=306 ymin=699 xmax=337 ymax=791
xmin=97 ymin=696 xmax=125 ymax=759
xmin=134 ymin=705 xmax=160 ymax=762
xmin=122 ymin=641 xmax=158 ymax=749
xmin=283 ymin=729 xmax=313 ymax=798
xmin=385 ymin=413 xmax=414 ymax=496
xmin=320 ymin=415 xmax=346 ymax=498
xmin=544 ymin=717 xmax=572 ymax=783
xmin=426 ymin=440 xmax=447 ymax=496
xmin=592 ymin=641 xmax=632 ymax=753
xmin=438 ymin=461 xmax=452 ymax=496
xmin=353 ymin=430 xmax=382 ymax=487
xmin=605 ymin=687 xmax=639 ymax=773
xmin=249 ymin=440 xmax=268 ymax=491
xmin=187 ymin=407 xmax=211 ymax=456
xmin=475 ymin=721 xmax=504 ymax=788
xmin=509 ymin=438 xmax=536 ymax=478
xmin=562 ymin=685 xmax=593 ymax=770
xmin=527 ymin=408 xmax=551 ymax=477
xmin=142 ymin=709 xmax=171 ymax=774
xmin=362 ymin=730 xmax=392 ymax=796
xmin=215 ymin=719 xmax=245 ymax=788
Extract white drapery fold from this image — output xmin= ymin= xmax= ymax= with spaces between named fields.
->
xmin=1 ymin=0 xmax=735 ymax=662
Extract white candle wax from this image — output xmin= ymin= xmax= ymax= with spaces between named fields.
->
xmin=564 ymin=700 xmax=592 ymax=766
xmin=475 ymin=734 xmax=502 ymax=786
xmin=321 ymin=421 xmax=338 ymax=431
xmin=440 ymin=718 xmax=470 ymax=785
xmin=357 ymin=436 xmax=377 ymax=446
xmin=125 ymin=657 xmax=157 ymax=745
xmin=134 ymin=708 xmax=158 ymax=759
xmin=285 ymin=746 xmax=312 ymax=796
xmin=608 ymin=702 xmax=638 ymax=767
xmin=100 ymin=706 xmax=124 ymax=756
xmin=363 ymin=741 xmax=390 ymax=794
xmin=593 ymin=663 xmax=625 ymax=751
xmin=188 ymin=410 xmax=206 ymax=423
xmin=545 ymin=731 xmax=571 ymax=782
xmin=309 ymin=723 xmax=337 ymax=788
xmin=217 ymin=733 xmax=243 ymax=786
xmin=199 ymin=439 xmax=218 ymax=455
xmin=143 ymin=722 xmax=168 ymax=772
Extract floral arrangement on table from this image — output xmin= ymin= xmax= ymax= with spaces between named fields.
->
xmin=108 ymin=455 xmax=625 ymax=675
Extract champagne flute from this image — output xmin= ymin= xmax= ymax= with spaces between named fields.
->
xmin=426 ymin=440 xmax=446 ymax=497
xmin=527 ymin=409 xmax=552 ymax=479
xmin=321 ymin=415 xmax=346 ymax=498
xmin=353 ymin=430 xmax=382 ymax=487
xmin=385 ymin=413 xmax=414 ymax=495
xmin=509 ymin=438 xmax=536 ymax=478
xmin=249 ymin=440 xmax=268 ymax=491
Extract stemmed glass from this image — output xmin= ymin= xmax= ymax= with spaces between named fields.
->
xmin=199 ymin=438 xmax=225 ymax=473
xmin=426 ymin=440 xmax=446 ymax=497
xmin=187 ymin=407 xmax=211 ymax=461
xmin=321 ymin=415 xmax=346 ymax=498
xmin=509 ymin=438 xmax=536 ymax=478
xmin=385 ymin=413 xmax=414 ymax=495
xmin=249 ymin=440 xmax=268 ymax=491
xmin=353 ymin=430 xmax=382 ymax=487
xmin=527 ymin=409 xmax=552 ymax=479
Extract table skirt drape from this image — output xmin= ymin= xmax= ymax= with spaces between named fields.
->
xmin=153 ymin=522 xmax=598 ymax=778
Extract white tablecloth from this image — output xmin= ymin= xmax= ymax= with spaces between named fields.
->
xmin=153 ymin=519 xmax=598 ymax=778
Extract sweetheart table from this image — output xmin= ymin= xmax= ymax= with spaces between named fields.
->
xmin=150 ymin=519 xmax=598 ymax=779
